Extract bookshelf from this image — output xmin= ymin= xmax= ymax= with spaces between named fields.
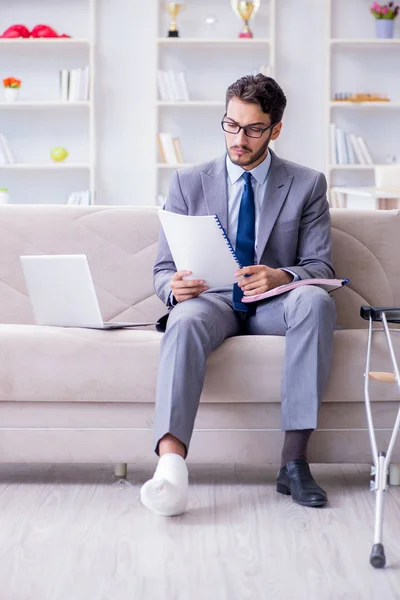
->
xmin=326 ymin=0 xmax=400 ymax=208
xmin=154 ymin=0 xmax=276 ymax=205
xmin=0 ymin=0 xmax=96 ymax=205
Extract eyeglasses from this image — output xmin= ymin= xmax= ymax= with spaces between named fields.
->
xmin=221 ymin=116 xmax=277 ymax=139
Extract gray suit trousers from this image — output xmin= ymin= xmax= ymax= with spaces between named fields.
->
xmin=154 ymin=286 xmax=337 ymax=455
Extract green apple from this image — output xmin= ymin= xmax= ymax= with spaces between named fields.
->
xmin=50 ymin=147 xmax=69 ymax=162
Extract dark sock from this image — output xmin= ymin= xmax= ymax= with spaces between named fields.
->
xmin=281 ymin=429 xmax=313 ymax=468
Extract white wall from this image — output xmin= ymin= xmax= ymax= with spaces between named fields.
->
xmin=96 ymin=0 xmax=157 ymax=205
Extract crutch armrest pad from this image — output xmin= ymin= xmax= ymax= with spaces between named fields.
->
xmin=360 ymin=305 xmax=400 ymax=323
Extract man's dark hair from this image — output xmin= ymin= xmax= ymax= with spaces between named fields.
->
xmin=225 ymin=74 xmax=287 ymax=124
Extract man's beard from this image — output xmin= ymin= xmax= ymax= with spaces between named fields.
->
xmin=227 ymin=131 xmax=272 ymax=168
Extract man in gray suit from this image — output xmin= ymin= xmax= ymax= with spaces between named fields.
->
xmin=141 ymin=74 xmax=336 ymax=517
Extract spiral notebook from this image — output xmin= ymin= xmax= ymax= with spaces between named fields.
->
xmin=241 ymin=278 xmax=350 ymax=303
xmin=158 ymin=210 xmax=242 ymax=288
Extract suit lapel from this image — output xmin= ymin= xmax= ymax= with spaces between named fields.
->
xmin=256 ymin=151 xmax=293 ymax=262
xmin=200 ymin=156 xmax=229 ymax=231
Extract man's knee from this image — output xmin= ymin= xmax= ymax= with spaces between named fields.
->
xmin=286 ymin=286 xmax=336 ymax=321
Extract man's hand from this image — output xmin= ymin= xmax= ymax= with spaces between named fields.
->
xmin=170 ymin=270 xmax=209 ymax=303
xmin=235 ymin=265 xmax=293 ymax=297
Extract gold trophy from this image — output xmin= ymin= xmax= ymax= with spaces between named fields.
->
xmin=165 ymin=2 xmax=185 ymax=38
xmin=231 ymin=1 xmax=260 ymax=39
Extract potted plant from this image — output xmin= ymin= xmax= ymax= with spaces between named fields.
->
xmin=370 ymin=2 xmax=399 ymax=39
xmin=3 ymin=77 xmax=21 ymax=102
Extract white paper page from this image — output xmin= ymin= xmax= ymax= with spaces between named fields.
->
xmin=158 ymin=210 xmax=242 ymax=288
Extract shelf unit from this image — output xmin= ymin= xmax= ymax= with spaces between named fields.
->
xmin=0 ymin=0 xmax=96 ymax=205
xmin=154 ymin=0 xmax=276 ymax=205
xmin=326 ymin=0 xmax=400 ymax=207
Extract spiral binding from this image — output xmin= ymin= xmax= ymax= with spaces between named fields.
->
xmin=214 ymin=214 xmax=242 ymax=268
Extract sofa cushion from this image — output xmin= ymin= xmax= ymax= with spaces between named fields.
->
xmin=1 ymin=325 xmax=398 ymax=405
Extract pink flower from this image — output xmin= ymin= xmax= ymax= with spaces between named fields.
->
xmin=382 ymin=5 xmax=389 ymax=11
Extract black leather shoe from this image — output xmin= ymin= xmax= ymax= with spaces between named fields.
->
xmin=276 ymin=459 xmax=327 ymax=508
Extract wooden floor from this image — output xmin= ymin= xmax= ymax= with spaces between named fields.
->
xmin=0 ymin=463 xmax=399 ymax=600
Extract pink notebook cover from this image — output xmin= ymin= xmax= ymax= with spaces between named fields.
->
xmin=241 ymin=278 xmax=349 ymax=303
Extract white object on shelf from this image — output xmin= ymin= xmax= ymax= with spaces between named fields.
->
xmin=0 ymin=188 xmax=10 ymax=204
xmin=375 ymin=165 xmax=400 ymax=191
xmin=4 ymin=87 xmax=20 ymax=102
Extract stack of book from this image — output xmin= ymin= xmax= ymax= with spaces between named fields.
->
xmin=60 ymin=67 xmax=90 ymax=102
xmin=0 ymin=133 xmax=16 ymax=164
xmin=66 ymin=190 xmax=91 ymax=205
xmin=157 ymin=133 xmax=184 ymax=164
xmin=330 ymin=123 xmax=374 ymax=165
xmin=157 ymin=70 xmax=190 ymax=102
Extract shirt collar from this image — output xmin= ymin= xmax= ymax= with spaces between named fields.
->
xmin=226 ymin=150 xmax=271 ymax=186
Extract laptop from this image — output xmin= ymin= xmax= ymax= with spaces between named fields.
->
xmin=20 ymin=254 xmax=157 ymax=330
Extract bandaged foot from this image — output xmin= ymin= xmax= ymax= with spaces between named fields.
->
xmin=140 ymin=453 xmax=188 ymax=516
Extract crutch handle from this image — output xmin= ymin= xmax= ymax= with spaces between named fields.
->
xmin=369 ymin=371 xmax=396 ymax=383
xmin=361 ymin=305 xmax=400 ymax=323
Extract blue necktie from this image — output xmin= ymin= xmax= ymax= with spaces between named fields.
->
xmin=233 ymin=171 xmax=255 ymax=312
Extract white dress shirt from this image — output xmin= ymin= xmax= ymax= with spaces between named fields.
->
xmin=226 ymin=151 xmax=298 ymax=280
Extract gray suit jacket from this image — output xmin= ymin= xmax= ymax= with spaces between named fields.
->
xmin=154 ymin=150 xmax=335 ymax=306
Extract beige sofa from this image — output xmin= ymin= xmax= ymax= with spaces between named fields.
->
xmin=0 ymin=205 xmax=399 ymax=472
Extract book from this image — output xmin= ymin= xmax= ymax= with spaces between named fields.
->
xmin=173 ymin=137 xmax=184 ymax=163
xmin=345 ymin=132 xmax=356 ymax=164
xmin=0 ymin=133 xmax=16 ymax=163
xmin=60 ymin=69 xmax=69 ymax=101
xmin=356 ymin=136 xmax=374 ymax=165
xmin=329 ymin=123 xmax=337 ymax=164
xmin=159 ymin=132 xmax=178 ymax=164
xmin=158 ymin=210 xmax=242 ymax=289
xmin=177 ymin=72 xmax=190 ymax=101
xmin=61 ymin=67 xmax=90 ymax=102
xmin=241 ymin=278 xmax=350 ymax=303
xmin=335 ymin=127 xmax=348 ymax=164
xmin=66 ymin=190 xmax=91 ymax=205
xmin=349 ymin=133 xmax=365 ymax=164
